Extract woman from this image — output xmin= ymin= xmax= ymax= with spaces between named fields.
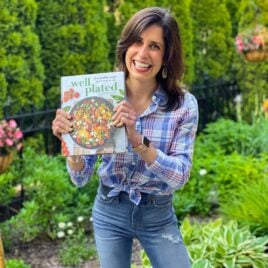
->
xmin=52 ymin=7 xmax=198 ymax=268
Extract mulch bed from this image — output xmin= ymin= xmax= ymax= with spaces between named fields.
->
xmin=5 ymin=237 xmax=142 ymax=268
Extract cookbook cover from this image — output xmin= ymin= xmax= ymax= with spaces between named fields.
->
xmin=61 ymin=71 xmax=127 ymax=156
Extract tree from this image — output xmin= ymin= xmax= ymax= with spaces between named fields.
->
xmin=224 ymin=0 xmax=242 ymax=36
xmin=36 ymin=0 xmax=111 ymax=108
xmin=0 ymin=0 xmax=44 ymax=117
xmin=190 ymin=0 xmax=233 ymax=83
xmin=166 ymin=0 xmax=195 ymax=84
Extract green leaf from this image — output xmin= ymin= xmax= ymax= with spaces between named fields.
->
xmin=236 ymin=255 xmax=253 ymax=265
xmin=223 ymin=257 xmax=236 ymax=268
xmin=253 ymin=259 xmax=268 ymax=268
xmin=216 ymin=243 xmax=226 ymax=256
xmin=210 ymin=218 xmax=222 ymax=229
xmin=192 ymin=259 xmax=212 ymax=268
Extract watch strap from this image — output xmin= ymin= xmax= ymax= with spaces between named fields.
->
xmin=132 ymin=136 xmax=150 ymax=154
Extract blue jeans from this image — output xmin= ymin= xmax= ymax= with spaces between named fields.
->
xmin=92 ymin=184 xmax=191 ymax=268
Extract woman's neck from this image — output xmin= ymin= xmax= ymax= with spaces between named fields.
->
xmin=126 ymin=77 xmax=158 ymax=114
xmin=126 ymin=77 xmax=157 ymax=100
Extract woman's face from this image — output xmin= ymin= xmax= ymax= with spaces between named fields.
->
xmin=125 ymin=25 xmax=165 ymax=83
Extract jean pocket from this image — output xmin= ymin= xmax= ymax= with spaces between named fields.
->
xmin=153 ymin=195 xmax=172 ymax=207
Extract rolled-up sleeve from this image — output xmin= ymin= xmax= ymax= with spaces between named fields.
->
xmin=67 ymin=155 xmax=98 ymax=187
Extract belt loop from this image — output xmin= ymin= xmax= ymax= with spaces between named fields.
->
xmin=99 ymin=182 xmax=111 ymax=195
xmin=144 ymin=192 xmax=152 ymax=204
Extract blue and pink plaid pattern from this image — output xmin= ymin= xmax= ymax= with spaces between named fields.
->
xmin=68 ymin=87 xmax=199 ymax=205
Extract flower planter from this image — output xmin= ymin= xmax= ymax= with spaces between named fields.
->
xmin=0 ymin=152 xmax=13 ymax=174
xmin=236 ymin=24 xmax=268 ymax=63
xmin=0 ymin=233 xmax=5 ymax=268
xmin=0 ymin=119 xmax=23 ymax=171
xmin=244 ymin=49 xmax=268 ymax=62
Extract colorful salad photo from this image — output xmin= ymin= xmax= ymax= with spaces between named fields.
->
xmin=70 ymin=97 xmax=114 ymax=149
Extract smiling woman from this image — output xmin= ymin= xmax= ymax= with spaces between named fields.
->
xmin=52 ymin=7 xmax=198 ymax=268
xmin=125 ymin=25 xmax=165 ymax=82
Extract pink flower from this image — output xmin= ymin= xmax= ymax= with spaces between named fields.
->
xmin=5 ymin=138 xmax=14 ymax=146
xmin=7 ymin=131 xmax=13 ymax=138
xmin=235 ymin=37 xmax=243 ymax=45
xmin=14 ymin=130 xmax=23 ymax=140
xmin=8 ymin=119 xmax=17 ymax=128
xmin=252 ymin=35 xmax=264 ymax=46
xmin=0 ymin=119 xmax=23 ymax=154
xmin=235 ymin=24 xmax=268 ymax=53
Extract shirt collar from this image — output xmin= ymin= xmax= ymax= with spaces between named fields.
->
xmin=152 ymin=85 xmax=167 ymax=106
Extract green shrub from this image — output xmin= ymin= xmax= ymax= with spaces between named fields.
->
xmin=22 ymin=134 xmax=46 ymax=155
xmin=196 ymin=118 xmax=268 ymax=157
xmin=1 ymin=148 xmax=100 ymax=266
xmin=181 ymin=217 xmax=268 ymax=268
xmin=173 ymin=135 xmax=268 ymax=218
xmin=0 ymin=171 xmax=17 ymax=206
xmin=0 ymin=153 xmax=24 ymax=206
xmin=173 ymin=160 xmax=216 ymax=219
xmin=220 ymin=177 xmax=268 ymax=236
xmin=173 ymin=118 xmax=268 ymax=218
xmin=58 ymin=228 xmax=96 ymax=266
xmin=5 ymin=259 xmax=31 ymax=268
xmin=1 ymin=148 xmax=76 ymax=243
xmin=213 ymin=153 xmax=268 ymax=205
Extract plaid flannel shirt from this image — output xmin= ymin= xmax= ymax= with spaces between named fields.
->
xmin=67 ymin=86 xmax=199 ymax=205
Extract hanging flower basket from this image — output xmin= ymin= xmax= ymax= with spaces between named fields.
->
xmin=0 ymin=151 xmax=13 ymax=173
xmin=244 ymin=49 xmax=268 ymax=62
xmin=235 ymin=24 xmax=268 ymax=62
xmin=0 ymin=119 xmax=23 ymax=173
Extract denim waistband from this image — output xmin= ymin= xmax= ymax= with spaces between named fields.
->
xmin=99 ymin=183 xmax=172 ymax=205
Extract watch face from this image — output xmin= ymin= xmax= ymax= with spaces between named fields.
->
xmin=132 ymin=136 xmax=150 ymax=153
xmin=143 ymin=136 xmax=150 ymax=147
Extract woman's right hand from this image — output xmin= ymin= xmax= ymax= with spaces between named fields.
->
xmin=52 ymin=109 xmax=73 ymax=140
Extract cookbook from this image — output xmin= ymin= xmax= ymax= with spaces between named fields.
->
xmin=61 ymin=71 xmax=127 ymax=156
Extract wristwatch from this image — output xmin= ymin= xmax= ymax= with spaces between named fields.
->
xmin=132 ymin=136 xmax=150 ymax=154
xmin=69 ymin=156 xmax=82 ymax=163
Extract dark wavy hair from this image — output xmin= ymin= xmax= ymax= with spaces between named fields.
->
xmin=116 ymin=7 xmax=185 ymax=111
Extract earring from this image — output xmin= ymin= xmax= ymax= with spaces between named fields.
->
xmin=162 ymin=66 xmax=167 ymax=79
